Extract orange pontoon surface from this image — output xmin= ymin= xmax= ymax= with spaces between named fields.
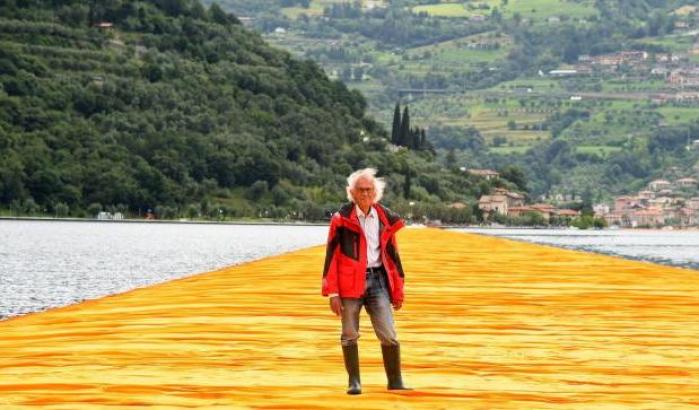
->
xmin=1 ymin=228 xmax=698 ymax=409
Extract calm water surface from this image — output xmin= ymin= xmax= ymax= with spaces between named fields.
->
xmin=0 ymin=220 xmax=327 ymax=320
xmin=4 ymin=222 xmax=698 ymax=320
xmin=459 ymin=227 xmax=699 ymax=270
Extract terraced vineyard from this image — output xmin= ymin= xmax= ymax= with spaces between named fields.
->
xmin=246 ymin=0 xmax=697 ymax=159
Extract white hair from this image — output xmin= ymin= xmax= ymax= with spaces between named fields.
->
xmin=346 ymin=168 xmax=386 ymax=203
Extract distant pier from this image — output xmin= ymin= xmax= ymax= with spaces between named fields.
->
xmin=1 ymin=229 xmax=698 ymax=408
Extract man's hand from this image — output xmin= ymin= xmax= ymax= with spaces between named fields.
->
xmin=329 ymin=296 xmax=343 ymax=316
xmin=393 ymin=301 xmax=403 ymax=311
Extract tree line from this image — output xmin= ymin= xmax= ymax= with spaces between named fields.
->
xmin=390 ymin=103 xmax=434 ymax=153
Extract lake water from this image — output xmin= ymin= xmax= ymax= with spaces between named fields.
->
xmin=3 ymin=221 xmax=698 ymax=321
xmin=0 ymin=220 xmax=327 ymax=320
xmin=458 ymin=227 xmax=699 ymax=271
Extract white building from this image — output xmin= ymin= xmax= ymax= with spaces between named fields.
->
xmin=676 ymin=177 xmax=698 ymax=188
xmin=468 ymin=169 xmax=500 ymax=180
xmin=97 ymin=212 xmax=124 ymax=220
xmin=648 ymin=179 xmax=672 ymax=191
xmin=593 ymin=203 xmax=610 ymax=216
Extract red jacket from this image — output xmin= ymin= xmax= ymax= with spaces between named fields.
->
xmin=321 ymin=202 xmax=406 ymax=302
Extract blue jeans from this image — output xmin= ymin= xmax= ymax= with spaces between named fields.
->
xmin=340 ymin=270 xmax=398 ymax=347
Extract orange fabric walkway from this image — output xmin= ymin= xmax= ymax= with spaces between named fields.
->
xmin=1 ymin=228 xmax=698 ymax=409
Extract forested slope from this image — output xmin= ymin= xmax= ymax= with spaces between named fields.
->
xmin=0 ymin=0 xmax=376 ymax=218
xmin=0 ymin=0 xmax=498 ymax=221
xmin=223 ymin=0 xmax=699 ymax=200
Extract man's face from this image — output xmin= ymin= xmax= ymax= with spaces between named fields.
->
xmin=352 ymin=176 xmax=376 ymax=210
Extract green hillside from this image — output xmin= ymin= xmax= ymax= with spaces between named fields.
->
xmin=0 ymin=1 xmax=357 ymax=219
xmin=212 ymin=0 xmax=699 ymax=199
xmin=0 ymin=0 xmax=514 ymax=223
xmin=3 ymin=0 xmax=698 ymax=224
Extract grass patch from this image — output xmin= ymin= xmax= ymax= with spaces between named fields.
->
xmin=413 ymin=3 xmax=470 ymax=17
xmin=437 ymin=47 xmax=506 ymax=63
xmin=504 ymin=0 xmax=597 ymax=20
xmin=281 ymin=0 xmax=347 ymax=19
xmin=489 ymin=145 xmax=532 ymax=154
xmin=657 ymin=106 xmax=699 ymax=124
xmin=599 ymin=78 xmax=668 ymax=93
xmin=413 ymin=0 xmax=597 ymax=21
xmin=492 ymin=78 xmax=563 ymax=92
xmin=576 ymin=145 xmax=623 ymax=157
xmin=637 ymin=35 xmax=694 ymax=53
xmin=281 ymin=7 xmax=324 ymax=19
xmin=395 ymin=33 xmax=512 ymax=71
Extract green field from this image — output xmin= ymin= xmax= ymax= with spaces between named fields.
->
xmin=281 ymin=6 xmax=324 ymax=19
xmin=555 ymin=99 xmax=659 ymax=144
xmin=576 ymin=145 xmax=623 ymax=157
xmin=599 ymin=78 xmax=668 ymax=93
xmin=413 ymin=0 xmax=597 ymax=21
xmin=490 ymin=146 xmax=531 ymax=154
xmin=637 ymin=35 xmax=695 ymax=53
xmin=657 ymin=106 xmax=699 ymax=124
xmin=407 ymin=32 xmax=512 ymax=64
xmin=282 ymin=0 xmax=393 ymax=19
xmin=503 ymin=0 xmax=597 ymax=19
xmin=401 ymin=93 xmax=552 ymax=148
xmin=492 ymin=78 xmax=563 ymax=92
xmin=413 ymin=3 xmax=471 ymax=17
xmin=281 ymin=0 xmax=350 ymax=19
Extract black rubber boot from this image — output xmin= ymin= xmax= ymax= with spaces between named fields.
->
xmin=342 ymin=344 xmax=362 ymax=395
xmin=381 ymin=344 xmax=411 ymax=390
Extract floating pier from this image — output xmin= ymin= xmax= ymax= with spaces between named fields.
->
xmin=1 ymin=229 xmax=698 ymax=408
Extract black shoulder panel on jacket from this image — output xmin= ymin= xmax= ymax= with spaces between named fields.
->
xmin=377 ymin=203 xmax=401 ymax=225
xmin=338 ymin=227 xmax=360 ymax=260
xmin=338 ymin=202 xmax=354 ymax=218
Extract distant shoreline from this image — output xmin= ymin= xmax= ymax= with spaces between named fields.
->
xmin=0 ymin=216 xmax=327 ymax=227
xmin=454 ymin=225 xmax=699 ymax=231
xmin=2 ymin=217 xmax=698 ymax=231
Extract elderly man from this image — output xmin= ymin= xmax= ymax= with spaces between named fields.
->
xmin=321 ymin=168 xmax=410 ymax=395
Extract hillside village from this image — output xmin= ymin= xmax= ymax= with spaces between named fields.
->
xmin=475 ymin=165 xmax=699 ymax=228
xmin=596 ymin=173 xmax=699 ymax=228
xmin=478 ymin=185 xmax=581 ymax=222
xmin=473 ymin=169 xmax=582 ymax=224
xmin=559 ymin=44 xmax=699 ymax=104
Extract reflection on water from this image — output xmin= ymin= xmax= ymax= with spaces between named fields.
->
xmin=459 ymin=228 xmax=699 ymax=270
xmin=0 ymin=220 xmax=327 ymax=320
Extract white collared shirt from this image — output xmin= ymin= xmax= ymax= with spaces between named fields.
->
xmin=356 ymin=205 xmax=381 ymax=268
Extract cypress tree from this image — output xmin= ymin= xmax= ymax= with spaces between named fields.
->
xmin=88 ymin=0 xmax=97 ymax=26
xmin=399 ymin=106 xmax=410 ymax=146
xmin=446 ymin=148 xmax=457 ymax=169
xmin=420 ymin=128 xmax=435 ymax=154
xmin=391 ymin=102 xmax=401 ymax=144
xmin=404 ymin=171 xmax=412 ymax=198
xmin=411 ymin=128 xmax=420 ymax=150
